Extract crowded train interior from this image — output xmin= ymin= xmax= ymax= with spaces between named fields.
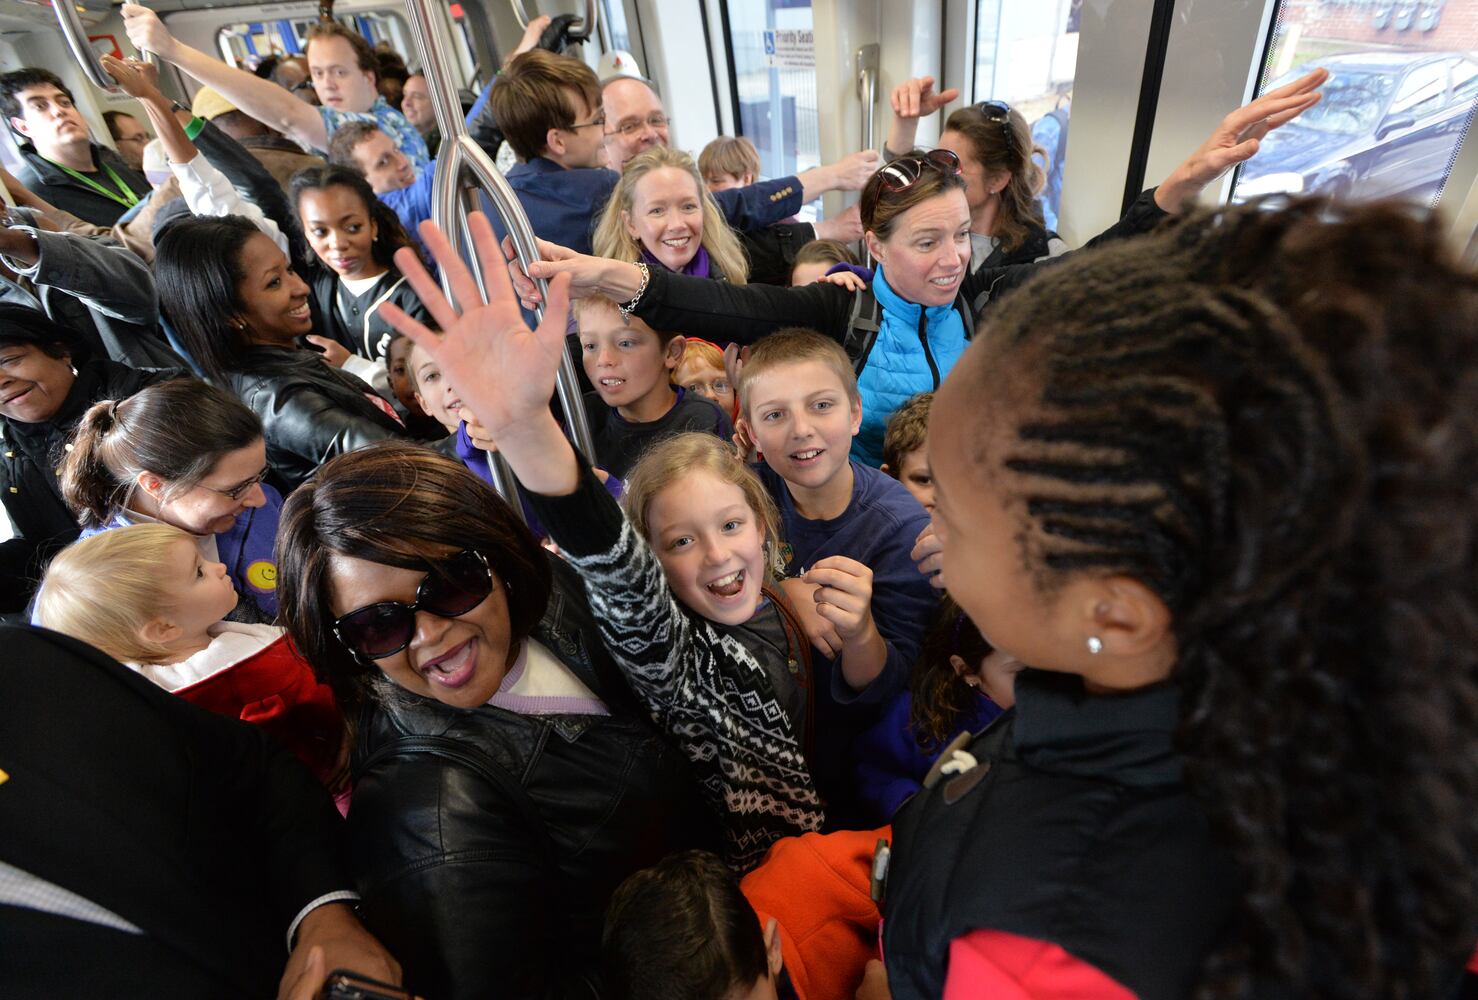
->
xmin=0 ymin=0 xmax=1475 ymax=997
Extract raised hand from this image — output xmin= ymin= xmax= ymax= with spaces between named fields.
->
xmin=805 ymin=555 xmax=876 ymax=642
xmin=1156 ymin=67 xmax=1328 ymax=211
xmin=812 ymin=202 xmax=864 ymax=243
xmin=829 ymin=149 xmax=883 ymax=192
xmin=378 ymin=213 xmax=578 ymax=496
xmin=120 ymin=4 xmax=179 ymax=61
xmin=891 ymin=76 xmax=959 ymax=121
xmin=98 ymin=54 xmax=162 ymax=102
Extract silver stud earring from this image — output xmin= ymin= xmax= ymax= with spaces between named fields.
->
xmin=1086 ymin=636 xmax=1103 ymax=655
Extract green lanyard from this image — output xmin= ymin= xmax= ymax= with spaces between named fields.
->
xmin=44 ymin=156 xmax=141 ymax=209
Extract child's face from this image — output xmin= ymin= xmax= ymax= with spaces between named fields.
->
xmin=704 ymin=170 xmax=751 ymax=192
xmin=895 ymin=445 xmax=935 ymax=512
xmin=298 ymin=184 xmax=384 ymax=280
xmin=745 ymin=361 xmax=861 ymax=493
xmin=789 ymin=260 xmax=833 ymax=286
xmin=386 ymin=337 xmax=425 ymax=415
xmin=623 ymin=166 xmax=704 ymax=272
xmin=645 ymin=470 xmax=767 ymax=626
xmin=158 ymin=537 xmax=239 ymax=639
xmin=409 ymin=340 xmax=464 ymax=433
xmin=674 ymin=355 xmax=735 ymax=415
xmin=580 ymin=306 xmax=681 ymax=412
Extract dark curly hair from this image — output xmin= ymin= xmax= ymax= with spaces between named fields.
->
xmin=951 ymin=197 xmax=1478 ymax=997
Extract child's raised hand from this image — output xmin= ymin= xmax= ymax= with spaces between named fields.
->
xmin=911 ymin=522 xmax=945 ymax=589
xmin=378 ymin=213 xmax=572 ymax=444
xmin=816 ymin=269 xmax=868 ymax=293
xmin=804 ymin=555 xmax=876 ymax=642
xmin=890 ymin=76 xmax=959 ymax=121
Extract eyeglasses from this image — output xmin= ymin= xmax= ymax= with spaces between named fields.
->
xmin=974 ymin=100 xmax=1017 ymax=156
xmin=876 ymin=148 xmax=962 ymax=193
xmin=567 ymin=114 xmax=606 ymax=131
xmin=201 ymin=466 xmax=271 ymax=501
xmin=605 ymin=113 xmax=669 ymax=139
xmin=333 ymin=550 xmax=494 ymax=661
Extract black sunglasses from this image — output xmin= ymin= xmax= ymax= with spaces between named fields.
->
xmin=876 ymin=148 xmax=963 ymax=193
xmin=975 ymin=100 xmax=1017 ymax=156
xmin=333 ymin=550 xmax=494 ymax=661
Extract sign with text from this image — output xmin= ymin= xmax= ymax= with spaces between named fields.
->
xmin=762 ymin=29 xmax=814 ymax=71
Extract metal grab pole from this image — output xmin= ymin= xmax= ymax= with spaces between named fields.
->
xmin=404 ymin=0 xmax=598 ymax=510
xmin=856 ymin=44 xmax=880 ymax=152
xmin=54 ymin=1 xmax=156 ymax=92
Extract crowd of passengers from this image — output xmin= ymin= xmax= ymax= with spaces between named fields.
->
xmin=0 ymin=10 xmax=1475 ymax=1000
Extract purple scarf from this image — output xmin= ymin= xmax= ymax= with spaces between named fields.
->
xmin=639 ymin=244 xmax=711 ymax=279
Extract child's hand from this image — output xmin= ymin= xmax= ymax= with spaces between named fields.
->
xmin=804 ymin=555 xmax=876 ymax=642
xmin=306 ymin=335 xmax=352 ymax=368
xmin=461 ymin=413 xmax=499 ymax=453
xmin=812 ymin=202 xmax=863 ymax=243
xmin=890 ymin=76 xmax=959 ymax=121
xmin=816 ymin=268 xmax=867 ymax=293
xmin=779 ymin=576 xmax=843 ymax=658
xmin=911 ymin=522 xmax=945 ymax=589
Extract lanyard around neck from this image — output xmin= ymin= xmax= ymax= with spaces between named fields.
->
xmin=44 ymin=155 xmax=141 ymax=209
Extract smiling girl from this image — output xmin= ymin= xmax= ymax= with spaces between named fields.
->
xmin=592 ymin=145 xmax=751 ymax=283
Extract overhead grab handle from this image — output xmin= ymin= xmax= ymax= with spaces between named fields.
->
xmin=53 ymin=0 xmax=156 ymax=93
xmin=509 ymin=0 xmax=599 ymax=45
xmin=403 ymin=0 xmax=598 ymax=509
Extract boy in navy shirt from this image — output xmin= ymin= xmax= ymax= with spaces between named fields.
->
xmin=577 ymin=295 xmax=731 ymax=480
xmin=736 ymin=328 xmax=936 ymax=825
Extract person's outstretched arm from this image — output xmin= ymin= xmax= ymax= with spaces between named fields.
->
xmin=122 ymin=3 xmax=327 ymax=152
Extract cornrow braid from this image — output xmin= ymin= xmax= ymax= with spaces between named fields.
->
xmin=961 ymin=197 xmax=1478 ymax=998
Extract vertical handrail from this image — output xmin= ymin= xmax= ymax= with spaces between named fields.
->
xmin=404 ymin=0 xmax=597 ymax=511
xmin=54 ymin=1 xmax=120 ymax=91
xmin=856 ymin=43 xmax=880 ymax=152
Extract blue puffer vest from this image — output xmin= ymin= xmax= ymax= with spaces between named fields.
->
xmin=852 ymin=269 xmax=969 ymax=466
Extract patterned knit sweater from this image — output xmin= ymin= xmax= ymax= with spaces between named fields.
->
xmin=525 ymin=464 xmax=825 ymax=871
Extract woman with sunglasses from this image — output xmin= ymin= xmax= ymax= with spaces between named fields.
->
xmin=887 ymin=77 xmax=1068 ymax=273
xmin=274 ymin=441 xmax=712 ymax=1000
xmin=58 ymin=378 xmax=284 ymax=624
xmin=511 ymin=70 xmax=1327 ymax=467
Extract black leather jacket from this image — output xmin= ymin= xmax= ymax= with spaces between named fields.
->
xmin=221 ymin=346 xmax=404 ymax=492
xmin=348 ymin=558 xmax=711 ymax=1000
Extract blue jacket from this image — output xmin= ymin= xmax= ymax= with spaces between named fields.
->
xmin=500 ymin=157 xmax=807 ymax=255
xmin=852 ymin=688 xmax=1004 ymax=826
xmin=852 ymin=269 xmax=969 ymax=467
xmin=81 ymin=483 xmax=284 ymax=623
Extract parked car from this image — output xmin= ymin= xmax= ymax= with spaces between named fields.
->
xmin=1236 ymin=50 xmax=1478 ymax=205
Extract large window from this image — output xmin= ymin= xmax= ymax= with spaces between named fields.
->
xmin=723 ymin=0 xmax=821 ymax=219
xmin=1233 ymin=0 xmax=1478 ymax=206
xmin=972 ymin=0 xmax=1080 ymax=229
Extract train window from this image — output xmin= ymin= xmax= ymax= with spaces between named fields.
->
xmin=972 ymin=0 xmax=1080 ymax=229
xmin=602 ymin=0 xmax=634 ymax=54
xmin=1233 ymin=0 xmax=1478 ymax=207
xmin=723 ymin=0 xmax=822 ymax=221
xmin=216 ymin=12 xmax=422 ymax=77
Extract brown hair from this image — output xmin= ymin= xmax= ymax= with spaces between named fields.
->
xmin=858 ymin=148 xmax=967 ymax=242
xmin=622 ymin=433 xmax=785 ymax=580
xmin=306 ymin=22 xmax=378 ymax=82
xmin=908 ymin=596 xmax=993 ymax=748
xmin=59 ymin=378 xmax=262 ymax=529
xmin=735 ymin=327 xmax=859 ymax=420
xmin=790 ymin=238 xmax=859 ymax=276
xmin=697 ymin=135 xmax=761 ymax=183
xmin=881 ymin=391 xmax=933 ymax=474
xmin=275 ymin=442 xmax=553 ymax=712
xmin=488 ymin=49 xmax=601 ymax=161
xmin=326 ymin=120 xmax=382 ymax=170
xmin=573 ymin=294 xmax=684 ymax=347
xmin=593 ymin=146 xmax=750 ymax=284
xmin=943 ymin=104 xmax=1047 ymax=253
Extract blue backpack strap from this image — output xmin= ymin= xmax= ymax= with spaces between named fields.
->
xmin=842 ymin=286 xmax=883 ymax=374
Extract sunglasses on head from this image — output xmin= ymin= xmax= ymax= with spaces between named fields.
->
xmin=876 ymin=148 xmax=963 ymax=193
xmin=333 ymin=549 xmax=494 ymax=661
xmin=975 ymin=100 xmax=1017 ymax=156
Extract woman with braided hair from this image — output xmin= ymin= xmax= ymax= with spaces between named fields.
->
xmin=872 ymin=197 xmax=1478 ymax=999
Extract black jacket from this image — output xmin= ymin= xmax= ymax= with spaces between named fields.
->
xmin=0 ymin=627 xmax=352 ymax=1000
xmin=348 ymin=557 xmax=710 ymax=1000
xmin=15 ymin=142 xmax=151 ymax=227
xmin=630 ymin=188 xmax=1169 ymax=346
xmin=0 ymin=358 xmax=180 ymax=612
xmin=308 ymin=268 xmax=429 ymax=365
xmin=221 ymin=346 xmax=405 ymax=492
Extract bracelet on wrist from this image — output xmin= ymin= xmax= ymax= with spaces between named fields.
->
xmin=618 ymin=261 xmax=650 ymax=321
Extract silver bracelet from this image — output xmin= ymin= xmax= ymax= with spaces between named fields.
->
xmin=618 ymin=261 xmax=650 ymax=320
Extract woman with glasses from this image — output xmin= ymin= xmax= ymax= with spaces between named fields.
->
xmin=154 ymin=214 xmax=407 ymax=492
xmin=57 ymin=378 xmax=284 ymax=625
xmin=887 ymin=77 xmax=1068 ymax=275
xmin=273 ymin=441 xmax=713 ymax=1000
xmin=512 ymin=70 xmax=1328 ymax=466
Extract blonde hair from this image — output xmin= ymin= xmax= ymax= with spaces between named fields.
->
xmin=34 ymin=524 xmax=195 ymax=665
xmin=623 ymin=433 xmax=785 ymax=579
xmin=593 ymin=146 xmax=750 ymax=285
xmin=735 ymin=327 xmax=859 ymax=420
xmin=697 ymin=135 xmax=761 ymax=183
